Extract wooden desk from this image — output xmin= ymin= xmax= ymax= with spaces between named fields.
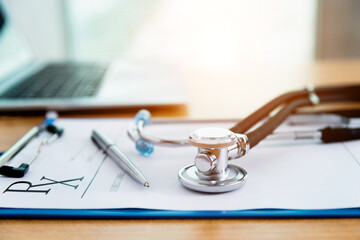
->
xmin=0 ymin=60 xmax=360 ymax=240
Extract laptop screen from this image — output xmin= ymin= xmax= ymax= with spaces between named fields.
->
xmin=0 ymin=2 xmax=32 ymax=84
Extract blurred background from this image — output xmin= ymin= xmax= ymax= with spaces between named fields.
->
xmin=6 ymin=0 xmax=317 ymax=64
xmin=3 ymin=0 xmax=360 ymax=117
xmin=6 ymin=0 xmax=360 ymax=64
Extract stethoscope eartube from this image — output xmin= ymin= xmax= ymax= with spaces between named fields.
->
xmin=127 ymin=85 xmax=360 ymax=193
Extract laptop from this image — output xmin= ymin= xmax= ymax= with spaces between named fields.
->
xmin=0 ymin=2 xmax=187 ymax=112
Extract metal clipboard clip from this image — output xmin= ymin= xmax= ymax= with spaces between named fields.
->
xmin=0 ymin=112 xmax=64 ymax=178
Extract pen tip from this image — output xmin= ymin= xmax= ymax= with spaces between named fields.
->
xmin=144 ymin=182 xmax=149 ymax=188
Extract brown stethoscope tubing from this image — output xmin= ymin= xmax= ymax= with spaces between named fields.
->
xmin=230 ymin=85 xmax=360 ymax=149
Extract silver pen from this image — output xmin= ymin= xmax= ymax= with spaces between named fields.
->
xmin=91 ymin=129 xmax=149 ymax=187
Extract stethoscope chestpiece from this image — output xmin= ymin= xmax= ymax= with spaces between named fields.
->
xmin=178 ymin=128 xmax=247 ymax=193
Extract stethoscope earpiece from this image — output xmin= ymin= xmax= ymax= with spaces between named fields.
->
xmin=134 ymin=110 xmax=154 ymax=156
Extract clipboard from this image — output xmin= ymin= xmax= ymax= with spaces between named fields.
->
xmin=1 ymin=208 xmax=360 ymax=219
xmin=0 ymin=117 xmax=360 ymax=219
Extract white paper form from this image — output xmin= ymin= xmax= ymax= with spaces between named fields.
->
xmin=0 ymin=117 xmax=360 ymax=211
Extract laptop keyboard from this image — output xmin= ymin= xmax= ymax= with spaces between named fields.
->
xmin=0 ymin=63 xmax=108 ymax=99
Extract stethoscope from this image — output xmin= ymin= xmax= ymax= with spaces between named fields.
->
xmin=128 ymin=85 xmax=360 ymax=193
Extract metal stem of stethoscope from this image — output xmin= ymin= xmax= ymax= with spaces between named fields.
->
xmin=129 ymin=118 xmax=360 ymax=146
xmin=127 ymin=118 xmax=190 ymax=148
